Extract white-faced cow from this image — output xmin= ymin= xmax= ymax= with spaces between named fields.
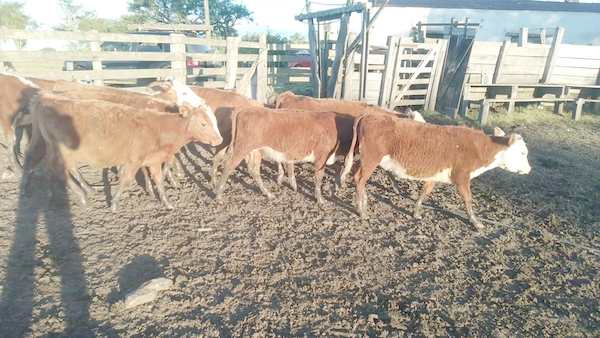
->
xmin=344 ymin=114 xmax=531 ymax=229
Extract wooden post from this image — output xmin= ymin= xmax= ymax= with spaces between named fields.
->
xmin=320 ymin=31 xmax=330 ymax=98
xmin=540 ymin=28 xmax=546 ymax=44
xmin=342 ymin=32 xmax=358 ymax=100
xmin=224 ymin=36 xmax=240 ymax=90
xmin=326 ymin=2 xmax=351 ymax=98
xmin=573 ymin=98 xmax=584 ymax=120
xmin=492 ymin=40 xmax=510 ymax=84
xmin=518 ymin=27 xmax=528 ymax=47
xmin=204 ymin=0 xmax=211 ymax=39
xmin=478 ymin=99 xmax=490 ymax=124
xmin=89 ymin=31 xmax=103 ymax=86
xmin=256 ymin=33 xmax=268 ymax=103
xmin=417 ymin=22 xmax=426 ymax=43
xmin=541 ymin=27 xmax=564 ymax=84
xmin=427 ymin=39 xmax=447 ymax=111
xmin=169 ymin=33 xmax=187 ymax=83
xmin=424 ymin=39 xmax=445 ymax=110
xmin=508 ymin=85 xmax=518 ymax=113
xmin=359 ymin=4 xmax=370 ymax=101
xmin=308 ymin=18 xmax=320 ymax=97
xmin=378 ymin=36 xmax=400 ymax=108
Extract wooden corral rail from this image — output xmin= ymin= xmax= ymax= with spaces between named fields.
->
xmin=0 ymin=29 xmax=317 ymax=102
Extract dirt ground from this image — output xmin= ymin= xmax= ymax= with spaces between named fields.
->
xmin=0 ymin=111 xmax=599 ymax=337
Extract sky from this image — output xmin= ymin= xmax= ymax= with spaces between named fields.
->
xmin=20 ymin=0 xmax=351 ymax=38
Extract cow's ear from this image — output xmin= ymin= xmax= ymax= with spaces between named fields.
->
xmin=146 ymin=81 xmax=172 ymax=93
xmin=179 ymin=101 xmax=192 ymax=117
xmin=508 ymin=134 xmax=523 ymax=145
xmin=493 ymin=127 xmax=506 ymax=137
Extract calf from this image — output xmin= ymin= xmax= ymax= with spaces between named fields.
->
xmin=345 ymin=115 xmax=531 ymax=229
xmin=147 ymin=83 xmax=265 ymax=184
xmin=0 ymin=73 xmax=41 ymax=173
xmin=273 ymin=91 xmax=426 ymax=190
xmin=215 ymin=106 xmax=348 ymax=204
xmin=22 ymin=94 xmax=222 ymax=212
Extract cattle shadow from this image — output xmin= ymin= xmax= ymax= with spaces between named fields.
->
xmin=0 ymin=114 xmax=100 ymax=337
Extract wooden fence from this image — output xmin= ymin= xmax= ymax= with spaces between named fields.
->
xmin=0 ymin=29 xmax=318 ymax=102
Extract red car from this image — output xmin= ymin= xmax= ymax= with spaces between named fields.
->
xmin=288 ymin=50 xmax=311 ymax=68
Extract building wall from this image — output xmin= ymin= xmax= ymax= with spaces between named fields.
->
xmin=359 ymin=7 xmax=600 ymax=46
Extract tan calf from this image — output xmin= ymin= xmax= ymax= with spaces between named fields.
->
xmin=22 ymin=94 xmax=222 ymax=212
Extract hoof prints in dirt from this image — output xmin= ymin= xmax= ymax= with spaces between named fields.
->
xmin=0 ymin=142 xmax=599 ymax=337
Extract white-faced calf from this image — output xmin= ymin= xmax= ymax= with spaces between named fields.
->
xmin=345 ymin=115 xmax=531 ymax=229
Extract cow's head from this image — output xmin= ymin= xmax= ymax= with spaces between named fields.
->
xmin=494 ymin=127 xmax=531 ymax=175
xmin=146 ymin=80 xmax=221 ymax=139
xmin=179 ymin=102 xmax=223 ymax=147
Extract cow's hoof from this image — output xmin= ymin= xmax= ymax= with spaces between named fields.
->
xmin=413 ymin=212 xmax=422 ymax=219
xmin=471 ymin=219 xmax=485 ymax=230
xmin=110 ymin=203 xmax=120 ymax=213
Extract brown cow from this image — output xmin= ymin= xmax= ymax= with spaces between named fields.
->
xmin=22 ymin=93 xmax=222 ymax=212
xmin=344 ymin=115 xmax=531 ymax=229
xmin=0 ymin=73 xmax=42 ymax=174
xmin=273 ymin=90 xmax=426 ymax=190
xmin=215 ymin=106 xmax=353 ymax=204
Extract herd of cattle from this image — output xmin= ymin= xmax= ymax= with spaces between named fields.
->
xmin=0 ymin=73 xmax=532 ymax=229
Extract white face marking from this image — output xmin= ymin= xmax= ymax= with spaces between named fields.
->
xmin=498 ymin=138 xmax=531 ymax=174
xmin=411 ymin=111 xmax=426 ymax=123
xmin=379 ymin=155 xmax=453 ymax=183
xmin=4 ymin=73 xmax=39 ymax=88
xmin=170 ymin=80 xmax=221 ymax=138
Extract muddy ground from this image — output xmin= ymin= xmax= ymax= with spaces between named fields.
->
xmin=0 ymin=112 xmax=599 ymax=337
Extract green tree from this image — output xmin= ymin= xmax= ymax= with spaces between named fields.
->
xmin=289 ymin=33 xmax=308 ymax=44
xmin=0 ymin=1 xmax=38 ymax=50
xmin=127 ymin=0 xmax=253 ymax=37
xmin=79 ymin=15 xmax=143 ymax=33
xmin=54 ymin=0 xmax=96 ymax=32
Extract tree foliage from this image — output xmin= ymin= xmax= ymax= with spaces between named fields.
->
xmin=0 ymin=1 xmax=38 ymax=50
xmin=289 ymin=33 xmax=308 ymax=44
xmin=78 ymin=15 xmax=144 ymax=33
xmin=127 ymin=0 xmax=253 ymax=37
xmin=53 ymin=0 xmax=96 ymax=32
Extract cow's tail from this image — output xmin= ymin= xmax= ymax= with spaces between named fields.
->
xmin=274 ymin=91 xmax=295 ymax=109
xmin=226 ymin=106 xmax=244 ymax=158
xmin=341 ymin=114 xmax=364 ymax=183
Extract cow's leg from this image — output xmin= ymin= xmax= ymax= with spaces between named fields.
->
xmin=354 ymin=161 xmax=378 ymax=218
xmin=247 ymin=150 xmax=272 ymax=199
xmin=210 ymin=146 xmax=227 ymax=185
xmin=413 ymin=181 xmax=436 ymax=219
xmin=287 ymin=163 xmax=297 ymax=192
xmin=386 ymin=171 xmax=404 ymax=194
xmin=215 ymin=150 xmax=247 ymax=201
xmin=110 ymin=165 xmax=138 ymax=213
xmin=313 ymin=163 xmax=327 ymax=204
xmin=330 ymin=161 xmax=343 ymax=193
xmin=150 ymin=164 xmax=174 ymax=210
xmin=455 ymin=176 xmax=484 ymax=229
xmin=141 ymin=167 xmax=156 ymax=196
xmin=164 ymin=163 xmax=180 ymax=188
xmin=172 ymin=154 xmax=184 ymax=178
xmin=56 ymin=163 xmax=91 ymax=208
xmin=69 ymin=168 xmax=95 ymax=196
xmin=21 ymin=134 xmax=47 ymax=192
xmin=277 ymin=162 xmax=284 ymax=185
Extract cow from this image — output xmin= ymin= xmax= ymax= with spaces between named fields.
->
xmin=146 ymin=83 xmax=265 ymax=185
xmin=0 ymin=73 xmax=42 ymax=174
xmin=22 ymin=93 xmax=223 ymax=212
xmin=215 ymin=106 xmax=354 ymax=204
xmin=272 ymin=90 xmax=427 ymax=190
xmin=344 ymin=114 xmax=531 ymax=229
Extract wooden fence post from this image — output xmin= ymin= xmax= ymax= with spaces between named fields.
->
xmin=256 ymin=33 xmax=268 ymax=103
xmin=169 ymin=33 xmax=187 ymax=83
xmin=342 ymin=32 xmax=358 ymax=100
xmin=378 ymin=36 xmax=400 ymax=108
xmin=541 ymin=27 xmax=564 ymax=84
xmin=224 ymin=36 xmax=240 ymax=90
xmin=518 ymin=27 xmax=528 ymax=47
xmin=425 ymin=39 xmax=446 ymax=110
xmin=492 ymin=40 xmax=510 ymax=84
xmin=308 ymin=18 xmax=320 ymax=97
xmin=89 ymin=30 xmax=103 ymax=86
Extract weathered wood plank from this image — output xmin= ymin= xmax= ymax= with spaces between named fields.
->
xmin=541 ymin=27 xmax=565 ymax=84
xmin=552 ymin=75 xmax=598 ymax=85
xmin=492 ymin=40 xmax=510 ymax=84
xmin=556 ymin=44 xmax=600 ymax=60
xmin=554 ymin=58 xmax=600 ymax=69
xmin=0 ymin=51 xmax=181 ymax=62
